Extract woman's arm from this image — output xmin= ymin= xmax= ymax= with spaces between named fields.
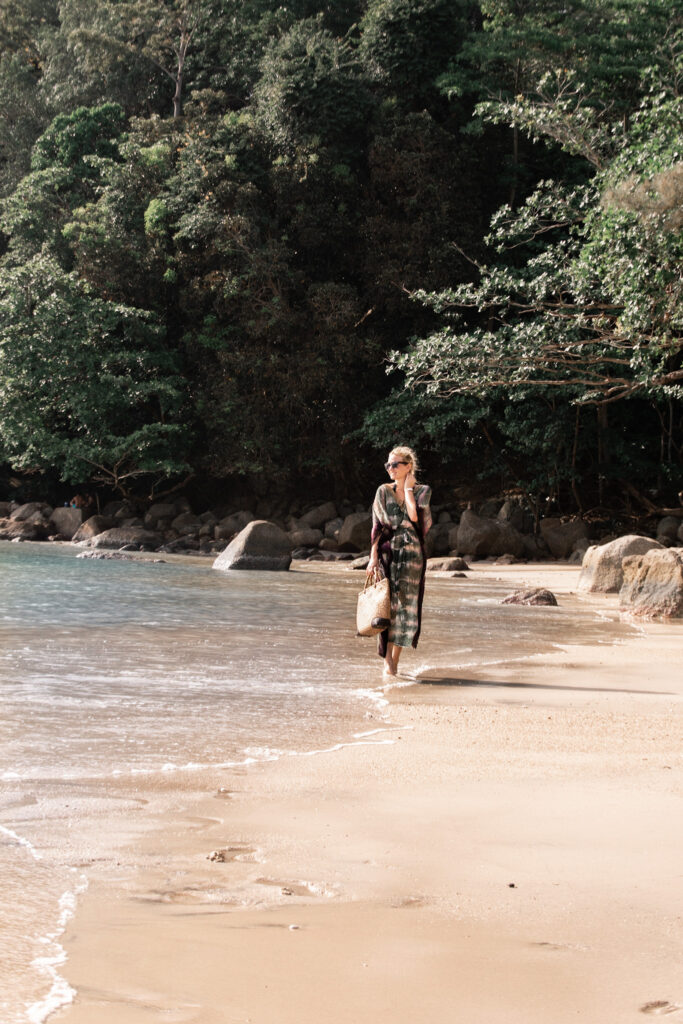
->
xmin=366 ymin=536 xmax=380 ymax=574
xmin=404 ymin=471 xmax=418 ymax=523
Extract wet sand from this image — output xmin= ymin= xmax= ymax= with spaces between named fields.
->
xmin=54 ymin=563 xmax=683 ymax=1024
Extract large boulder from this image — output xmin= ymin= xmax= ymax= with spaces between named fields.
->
xmin=89 ymin=527 xmax=163 ymax=550
xmin=337 ymin=512 xmax=373 ymax=552
xmin=656 ymin=516 xmax=681 ymax=545
xmin=170 ymin=511 xmax=201 ymax=535
xmin=144 ymin=502 xmax=177 ymax=529
xmin=455 ymin=509 xmax=525 ymax=559
xmin=72 ymin=515 xmax=116 ymax=543
xmin=425 ymin=521 xmax=452 ymax=558
xmin=214 ymin=510 xmax=255 ymax=541
xmin=539 ymin=517 xmax=589 ymax=559
xmin=49 ymin=507 xmax=83 ymax=539
xmin=578 ymin=535 xmax=663 ymax=593
xmin=299 ymin=501 xmax=338 ymax=529
xmin=324 ymin=516 xmax=344 ymax=540
xmin=10 ymin=502 xmax=52 ymax=524
xmin=212 ymin=520 xmax=292 ymax=571
xmin=0 ymin=517 xmax=48 ymax=541
xmin=619 ymin=548 xmax=683 ymax=618
xmin=289 ymin=527 xmax=323 ymax=548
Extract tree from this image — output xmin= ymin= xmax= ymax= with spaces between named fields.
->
xmin=0 ymin=255 xmax=188 ymax=491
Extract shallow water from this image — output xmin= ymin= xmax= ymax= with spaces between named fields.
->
xmin=0 ymin=541 xmax=635 ymax=1022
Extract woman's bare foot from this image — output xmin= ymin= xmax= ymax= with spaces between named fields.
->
xmin=383 ymin=661 xmax=397 ymax=677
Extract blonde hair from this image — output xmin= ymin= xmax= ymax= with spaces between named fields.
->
xmin=389 ymin=445 xmax=419 ymax=477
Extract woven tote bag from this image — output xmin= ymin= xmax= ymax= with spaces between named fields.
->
xmin=356 ymin=570 xmax=391 ymax=636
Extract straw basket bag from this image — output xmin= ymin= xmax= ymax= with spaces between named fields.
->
xmin=356 ymin=569 xmax=391 ymax=637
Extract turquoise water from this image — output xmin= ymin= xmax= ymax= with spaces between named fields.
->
xmin=0 ymin=541 xmax=633 ymax=1023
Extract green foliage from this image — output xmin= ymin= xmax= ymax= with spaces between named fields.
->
xmin=31 ymin=104 xmax=126 ymax=172
xmin=254 ymin=18 xmax=371 ymax=156
xmin=0 ymin=255 xmax=189 ymax=488
xmin=359 ymin=0 xmax=467 ymax=103
xmin=0 ymin=0 xmax=679 ymax=509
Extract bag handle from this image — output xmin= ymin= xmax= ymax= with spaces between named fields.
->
xmin=362 ymin=567 xmax=384 ymax=591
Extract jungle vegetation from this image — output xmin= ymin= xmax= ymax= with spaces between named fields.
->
xmin=0 ymin=0 xmax=681 ymax=518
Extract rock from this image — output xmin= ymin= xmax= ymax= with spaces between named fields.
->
xmin=520 ymin=534 xmax=549 ymax=560
xmin=679 ymin=523 xmax=683 ymax=544
xmin=349 ymin=555 xmax=370 ymax=569
xmin=656 ymin=516 xmax=681 ymax=543
xmin=89 ymin=527 xmax=164 ymax=551
xmin=494 ymin=554 xmax=520 ymax=565
xmin=212 ymin=520 xmax=292 ymax=572
xmin=455 ymin=509 xmax=525 ymax=559
xmin=10 ymin=502 xmax=52 ymax=524
xmin=0 ymin=502 xmax=11 ymax=517
xmin=437 ymin=510 xmax=453 ymax=524
xmin=49 ymin=507 xmax=83 ymax=540
xmin=497 ymin=500 xmax=526 ymax=532
xmin=299 ymin=501 xmax=337 ymax=529
xmin=170 ymin=511 xmax=201 ymax=535
xmin=337 ymin=512 xmax=373 ymax=552
xmin=214 ymin=510 xmax=255 ymax=541
xmin=502 ymin=588 xmax=558 ymax=606
xmin=319 ymin=537 xmax=338 ymax=551
xmin=427 ymin=557 xmax=469 ymax=572
xmin=478 ymin=500 xmax=501 ymax=518
xmin=288 ymin=527 xmax=323 ymax=548
xmin=0 ymin=517 xmax=48 ymax=541
xmin=77 ymin=550 xmax=166 ymax=562
xmin=619 ymin=548 xmax=683 ymax=618
xmin=144 ymin=502 xmax=177 ymax=526
xmin=291 ymin=547 xmax=313 ymax=559
xmin=425 ymin=521 xmax=452 ymax=558
xmin=101 ymin=500 xmax=129 ymax=517
xmin=113 ymin=502 xmax=139 ymax=519
xmin=539 ymin=517 xmax=589 ymax=559
xmin=578 ymin=535 xmax=663 ymax=593
xmin=324 ymin=517 xmax=344 ymax=540
xmin=72 ymin=515 xmax=115 ymax=543
xmin=572 ymin=536 xmax=591 ymax=556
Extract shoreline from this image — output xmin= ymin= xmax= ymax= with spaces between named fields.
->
xmin=46 ymin=563 xmax=683 ymax=1023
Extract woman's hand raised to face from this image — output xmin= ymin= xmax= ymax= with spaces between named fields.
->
xmin=405 ymin=470 xmax=416 ymax=491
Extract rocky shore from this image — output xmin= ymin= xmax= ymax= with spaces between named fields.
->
xmin=3 ymin=495 xmax=683 ymax=617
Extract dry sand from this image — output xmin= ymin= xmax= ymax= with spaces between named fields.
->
xmin=54 ymin=563 xmax=683 ymax=1024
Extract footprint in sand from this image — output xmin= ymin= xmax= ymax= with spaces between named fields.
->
xmin=640 ymin=1002 xmax=683 ymax=1016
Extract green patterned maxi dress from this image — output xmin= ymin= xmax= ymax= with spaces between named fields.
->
xmin=371 ymin=482 xmax=432 ymax=649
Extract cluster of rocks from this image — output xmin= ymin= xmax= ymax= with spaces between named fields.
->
xmin=3 ymin=494 xmax=683 ymax=618
xmin=578 ymin=533 xmax=683 ymax=618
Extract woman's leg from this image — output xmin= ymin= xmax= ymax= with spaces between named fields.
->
xmin=392 ymin=645 xmax=402 ymax=672
xmin=383 ymin=642 xmax=397 ymax=676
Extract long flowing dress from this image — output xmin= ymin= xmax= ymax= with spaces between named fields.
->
xmin=371 ymin=482 xmax=432 ymax=657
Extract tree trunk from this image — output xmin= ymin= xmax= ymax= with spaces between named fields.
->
xmin=172 ymin=26 xmax=192 ymax=118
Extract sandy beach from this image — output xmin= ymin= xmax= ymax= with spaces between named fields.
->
xmin=53 ymin=562 xmax=683 ymax=1024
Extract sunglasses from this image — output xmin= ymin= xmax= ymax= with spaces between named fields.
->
xmin=385 ymin=460 xmax=408 ymax=470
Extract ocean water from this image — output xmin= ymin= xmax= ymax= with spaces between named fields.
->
xmin=0 ymin=541 xmax=633 ymax=1022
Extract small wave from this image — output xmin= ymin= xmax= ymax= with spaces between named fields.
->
xmin=25 ymin=874 xmax=88 ymax=1024
xmin=0 ymin=825 xmax=42 ymax=862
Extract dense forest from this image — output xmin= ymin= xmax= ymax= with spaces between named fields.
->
xmin=0 ymin=0 xmax=681 ymax=520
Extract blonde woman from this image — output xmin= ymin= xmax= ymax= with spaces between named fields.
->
xmin=367 ymin=446 xmax=432 ymax=677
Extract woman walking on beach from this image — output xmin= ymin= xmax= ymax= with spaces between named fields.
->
xmin=367 ymin=446 xmax=432 ymax=677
